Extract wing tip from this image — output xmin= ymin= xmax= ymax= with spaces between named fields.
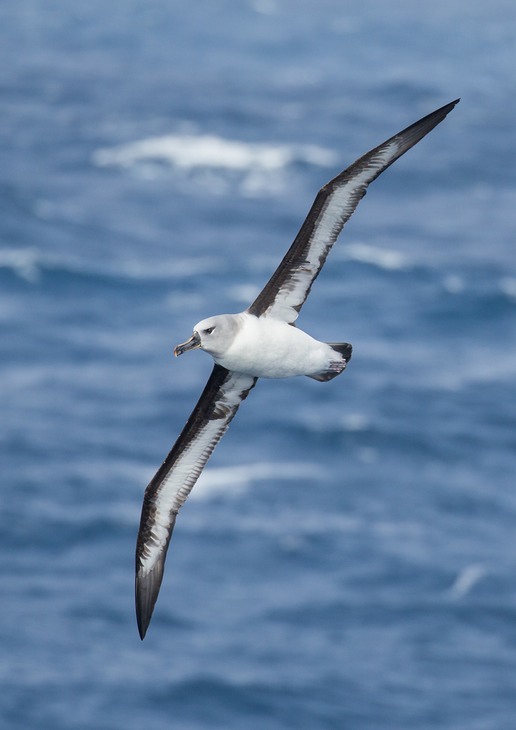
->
xmin=442 ymin=97 xmax=460 ymax=111
xmin=433 ymin=97 xmax=461 ymax=121
xmin=135 ymin=558 xmax=166 ymax=640
xmin=395 ymin=97 xmax=460 ymax=150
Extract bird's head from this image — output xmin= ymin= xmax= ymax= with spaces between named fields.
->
xmin=174 ymin=314 xmax=239 ymax=359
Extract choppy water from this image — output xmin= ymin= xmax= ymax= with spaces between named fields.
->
xmin=1 ymin=1 xmax=516 ymax=728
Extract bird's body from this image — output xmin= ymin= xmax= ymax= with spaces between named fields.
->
xmin=135 ymin=99 xmax=459 ymax=639
xmin=190 ymin=312 xmax=349 ymax=379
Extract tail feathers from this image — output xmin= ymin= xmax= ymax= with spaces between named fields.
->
xmin=328 ymin=342 xmax=353 ymax=361
xmin=307 ymin=342 xmax=352 ymax=382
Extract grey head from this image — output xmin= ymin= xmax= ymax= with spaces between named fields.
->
xmin=174 ymin=314 xmax=241 ymax=360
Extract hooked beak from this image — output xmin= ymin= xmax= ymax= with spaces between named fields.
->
xmin=174 ymin=331 xmax=201 ymax=357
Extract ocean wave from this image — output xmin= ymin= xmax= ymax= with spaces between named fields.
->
xmin=341 ymin=242 xmax=410 ymax=271
xmin=0 ymin=246 xmax=219 ymax=285
xmin=93 ymin=133 xmax=336 ymax=173
xmin=499 ymin=276 xmax=516 ymax=300
xmin=192 ymin=461 xmax=324 ymax=500
xmin=447 ymin=563 xmax=486 ymax=600
xmin=0 ymin=248 xmax=41 ymax=283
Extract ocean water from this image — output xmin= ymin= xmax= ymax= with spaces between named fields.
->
xmin=1 ymin=1 xmax=516 ymax=728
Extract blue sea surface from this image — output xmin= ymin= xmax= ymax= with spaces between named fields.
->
xmin=1 ymin=1 xmax=516 ymax=728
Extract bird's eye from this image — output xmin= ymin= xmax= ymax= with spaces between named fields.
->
xmin=204 ymin=326 xmax=215 ymax=335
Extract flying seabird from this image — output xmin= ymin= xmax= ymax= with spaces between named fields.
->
xmin=135 ymin=99 xmax=459 ymax=638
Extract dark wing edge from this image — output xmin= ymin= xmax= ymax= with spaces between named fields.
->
xmin=135 ymin=364 xmax=258 ymax=639
xmin=247 ymin=98 xmax=459 ymax=322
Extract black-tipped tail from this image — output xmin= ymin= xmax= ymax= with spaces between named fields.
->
xmin=307 ymin=342 xmax=352 ymax=382
xmin=328 ymin=342 xmax=353 ymax=362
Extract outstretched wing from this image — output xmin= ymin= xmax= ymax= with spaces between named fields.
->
xmin=247 ymin=99 xmax=459 ymax=324
xmin=135 ymin=364 xmax=258 ymax=639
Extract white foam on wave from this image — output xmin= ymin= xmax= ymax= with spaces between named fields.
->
xmin=499 ymin=276 xmax=516 ymax=300
xmin=342 ymin=242 xmax=409 ymax=271
xmin=93 ymin=133 xmax=336 ymax=173
xmin=191 ymin=461 xmax=324 ymax=500
xmin=0 ymin=247 xmax=41 ymax=282
xmin=447 ymin=563 xmax=486 ymax=600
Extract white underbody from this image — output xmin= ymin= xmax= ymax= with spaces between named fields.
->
xmin=212 ymin=312 xmax=341 ymax=378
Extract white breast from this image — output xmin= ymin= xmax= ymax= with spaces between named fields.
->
xmin=214 ymin=313 xmax=331 ymax=378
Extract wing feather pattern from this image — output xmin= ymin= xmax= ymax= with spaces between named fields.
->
xmin=135 ymin=364 xmax=257 ymax=638
xmin=247 ymin=99 xmax=459 ymax=323
xmin=135 ymin=100 xmax=459 ymax=638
